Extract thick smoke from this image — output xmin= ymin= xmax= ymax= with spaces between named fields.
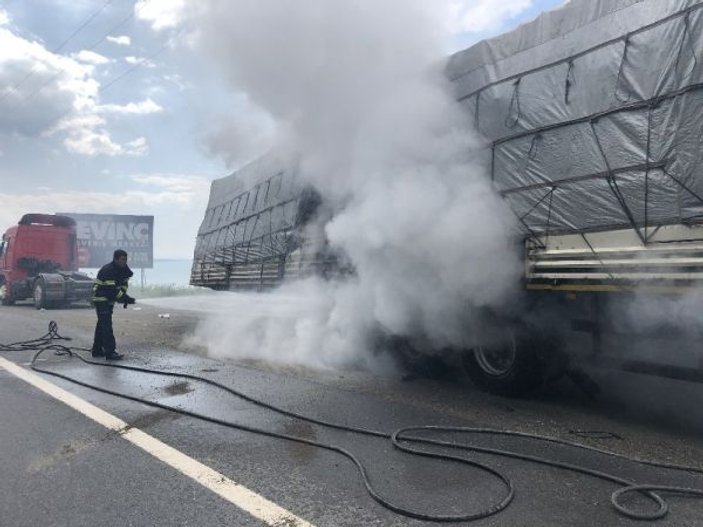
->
xmin=204 ymin=103 xmax=277 ymax=170
xmin=191 ymin=0 xmax=520 ymax=369
xmin=612 ymin=290 xmax=703 ymax=369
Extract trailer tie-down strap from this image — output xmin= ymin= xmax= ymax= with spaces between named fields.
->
xmin=2 ymin=321 xmax=703 ymax=522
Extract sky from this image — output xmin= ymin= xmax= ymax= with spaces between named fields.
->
xmin=0 ymin=0 xmax=566 ymax=259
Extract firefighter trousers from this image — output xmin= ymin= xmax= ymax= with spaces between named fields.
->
xmin=92 ymin=303 xmax=116 ymax=354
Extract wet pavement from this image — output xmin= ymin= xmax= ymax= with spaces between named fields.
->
xmin=1 ymin=301 xmax=703 ymax=526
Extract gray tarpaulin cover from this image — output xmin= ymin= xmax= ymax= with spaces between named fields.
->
xmin=193 ymin=0 xmax=703 ymax=285
xmin=446 ymin=0 xmax=703 ymax=240
xmin=191 ymin=153 xmax=306 ymax=285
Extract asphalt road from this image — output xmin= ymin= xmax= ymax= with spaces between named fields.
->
xmin=1 ymin=299 xmax=703 ymax=526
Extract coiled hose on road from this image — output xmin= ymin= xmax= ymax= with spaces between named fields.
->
xmin=2 ymin=321 xmax=703 ymax=522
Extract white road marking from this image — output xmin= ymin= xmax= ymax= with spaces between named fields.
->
xmin=0 ymin=356 xmax=316 ymax=527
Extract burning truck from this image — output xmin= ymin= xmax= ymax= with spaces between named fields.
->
xmin=191 ymin=0 xmax=703 ymax=394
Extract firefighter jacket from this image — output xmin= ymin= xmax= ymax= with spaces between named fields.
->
xmin=92 ymin=261 xmax=134 ymax=304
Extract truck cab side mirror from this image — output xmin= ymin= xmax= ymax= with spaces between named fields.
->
xmin=0 ymin=240 xmax=4 ymax=257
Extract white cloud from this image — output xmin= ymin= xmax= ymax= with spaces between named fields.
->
xmin=106 ymin=35 xmax=131 ymax=46
xmin=0 ymin=177 xmax=212 ymax=258
xmin=135 ymin=0 xmax=188 ymax=31
xmin=99 ymin=98 xmax=163 ymax=115
xmin=0 ymin=8 xmax=9 ymax=26
xmin=125 ymin=55 xmax=156 ymax=68
xmin=49 ymin=113 xmax=107 ymax=133
xmin=0 ymin=28 xmax=96 ymax=97
xmin=0 ymin=187 xmax=207 ymax=216
xmin=124 ymin=137 xmax=149 ymax=156
xmin=62 ymin=129 xmax=126 ymax=156
xmin=130 ymin=174 xmax=210 ymax=193
xmin=0 ymin=25 xmax=157 ymax=157
xmin=0 ymin=27 xmax=97 ymax=137
xmin=48 ymin=114 xmax=149 ymax=157
xmin=447 ymin=0 xmax=533 ymax=33
xmin=163 ymin=73 xmax=187 ymax=91
xmin=72 ymin=49 xmax=111 ymax=65
xmin=67 ymin=133 xmax=147 ymax=157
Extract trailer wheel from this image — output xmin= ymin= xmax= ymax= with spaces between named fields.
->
xmin=33 ymin=278 xmax=48 ymax=310
xmin=462 ymin=331 xmax=546 ymax=397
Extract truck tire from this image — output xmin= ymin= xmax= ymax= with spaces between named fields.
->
xmin=462 ymin=331 xmax=546 ymax=397
xmin=0 ymin=279 xmax=14 ymax=306
xmin=33 ymin=278 xmax=48 ymax=310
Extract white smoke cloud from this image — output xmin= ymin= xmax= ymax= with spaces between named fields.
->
xmin=187 ymin=278 xmax=383 ymax=370
xmin=191 ymin=0 xmax=520 ymax=369
xmin=622 ymin=292 xmax=703 ymax=339
xmin=204 ymin=106 xmax=277 ymax=169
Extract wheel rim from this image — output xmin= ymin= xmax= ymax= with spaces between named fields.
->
xmin=474 ymin=335 xmax=517 ymax=376
xmin=34 ymin=284 xmax=43 ymax=305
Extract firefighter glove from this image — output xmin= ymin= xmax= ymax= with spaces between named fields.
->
xmin=122 ymin=294 xmax=136 ymax=308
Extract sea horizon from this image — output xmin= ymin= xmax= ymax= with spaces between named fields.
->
xmin=81 ymin=258 xmax=193 ymax=287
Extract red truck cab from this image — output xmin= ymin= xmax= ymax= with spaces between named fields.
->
xmin=0 ymin=214 xmax=93 ymax=308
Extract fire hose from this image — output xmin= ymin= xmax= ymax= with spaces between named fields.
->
xmin=2 ymin=321 xmax=703 ymax=522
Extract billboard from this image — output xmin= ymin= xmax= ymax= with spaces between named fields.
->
xmin=60 ymin=213 xmax=154 ymax=268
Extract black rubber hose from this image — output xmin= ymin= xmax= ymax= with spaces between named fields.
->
xmin=5 ymin=323 xmax=514 ymax=522
xmin=3 ymin=322 xmax=703 ymax=522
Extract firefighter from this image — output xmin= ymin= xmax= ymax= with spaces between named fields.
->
xmin=91 ymin=249 xmax=136 ymax=360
